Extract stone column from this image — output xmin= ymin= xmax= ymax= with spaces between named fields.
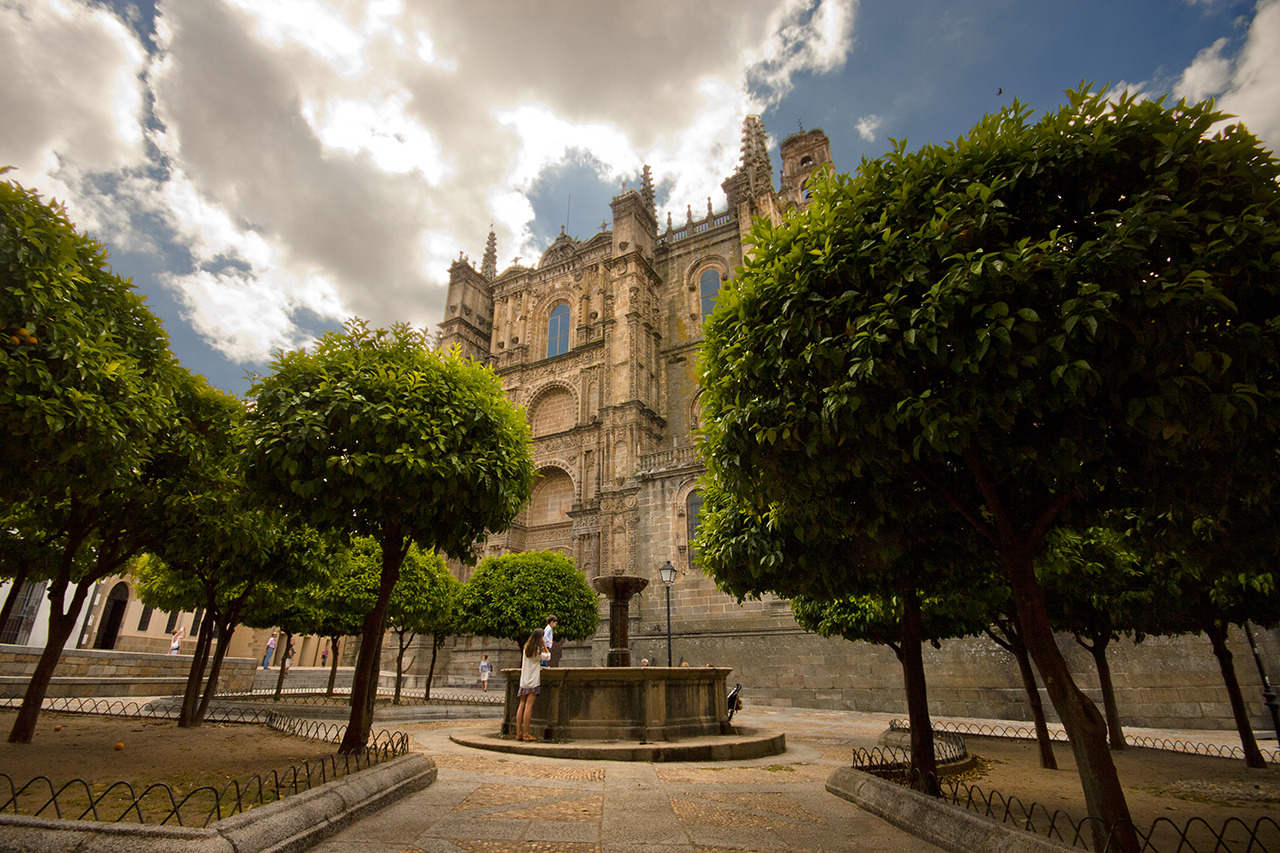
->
xmin=591 ymin=575 xmax=649 ymax=667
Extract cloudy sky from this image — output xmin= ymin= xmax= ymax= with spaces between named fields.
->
xmin=2 ymin=0 xmax=1278 ymax=394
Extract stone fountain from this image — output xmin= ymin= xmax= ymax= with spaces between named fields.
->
xmin=493 ymin=574 xmax=751 ymax=746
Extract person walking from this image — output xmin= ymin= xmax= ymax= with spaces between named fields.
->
xmin=169 ymin=626 xmax=185 ymax=655
xmin=542 ymin=616 xmax=557 ymax=667
xmin=263 ymin=632 xmax=277 ymax=669
xmin=515 ymin=630 xmax=546 ymax=742
xmin=321 ymin=646 xmax=329 ymax=667
xmin=479 ymin=654 xmax=492 ymax=691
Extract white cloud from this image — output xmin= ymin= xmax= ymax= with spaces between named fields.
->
xmin=745 ymin=0 xmax=857 ymax=107
xmin=855 ymin=114 xmax=882 ymax=141
xmin=0 ymin=0 xmax=148 ymax=225
xmin=1175 ymin=37 xmax=1233 ymax=102
xmin=224 ymin=0 xmax=369 ymax=78
xmin=304 ymin=93 xmax=451 ymax=182
xmin=1 ymin=0 xmax=859 ymax=374
xmin=1216 ymin=0 xmax=1280 ymax=149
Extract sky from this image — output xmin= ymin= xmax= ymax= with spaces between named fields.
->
xmin=2 ymin=0 xmax=1278 ymax=395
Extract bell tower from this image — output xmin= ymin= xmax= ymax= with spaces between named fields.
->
xmin=779 ymin=128 xmax=832 ymax=210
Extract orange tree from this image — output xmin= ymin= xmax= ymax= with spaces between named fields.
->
xmin=1 ymin=172 xmax=220 ymax=744
xmin=242 ymin=321 xmax=534 ymax=752
xmin=696 ymin=88 xmax=1280 ymax=851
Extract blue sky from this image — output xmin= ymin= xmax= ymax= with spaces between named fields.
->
xmin=2 ymin=0 xmax=1276 ymax=395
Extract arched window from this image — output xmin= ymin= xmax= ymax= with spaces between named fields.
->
xmin=686 ymin=489 xmax=704 ymax=568
xmin=699 ymin=269 xmax=721 ymax=322
xmin=547 ymin=304 xmax=570 ymax=357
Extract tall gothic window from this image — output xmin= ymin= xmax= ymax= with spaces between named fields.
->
xmin=547 ymin=304 xmax=570 ymax=357
xmin=686 ymin=489 xmax=704 ymax=568
xmin=699 ymin=269 xmax=721 ymax=322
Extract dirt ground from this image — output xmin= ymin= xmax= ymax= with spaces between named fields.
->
xmin=942 ymin=736 xmax=1280 ymax=848
xmin=0 ymin=710 xmax=344 ymax=822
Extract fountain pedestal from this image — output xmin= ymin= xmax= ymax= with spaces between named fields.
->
xmin=591 ymin=575 xmax=648 ymax=667
xmin=502 ymin=666 xmax=734 ymax=742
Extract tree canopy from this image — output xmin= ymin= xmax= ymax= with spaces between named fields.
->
xmin=456 ymin=551 xmax=599 ymax=648
xmin=696 ymin=87 xmax=1280 ymax=849
xmin=242 ymin=319 xmax=535 ymax=751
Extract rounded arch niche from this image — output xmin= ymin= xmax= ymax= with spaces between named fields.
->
xmin=529 ymin=385 xmax=577 ymax=437
xmin=528 ymin=467 xmax=575 ymax=526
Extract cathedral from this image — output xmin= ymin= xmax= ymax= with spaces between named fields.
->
xmin=433 ymin=116 xmax=1278 ymax=730
xmin=439 ymin=115 xmax=828 ymax=590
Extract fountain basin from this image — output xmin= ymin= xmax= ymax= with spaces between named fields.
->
xmin=501 ymin=666 xmax=732 ymax=742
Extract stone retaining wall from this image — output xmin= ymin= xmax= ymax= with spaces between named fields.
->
xmin=0 ymin=645 xmax=257 ymax=699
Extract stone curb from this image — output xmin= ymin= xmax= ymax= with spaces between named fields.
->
xmin=825 ymin=766 xmax=1077 ymax=853
xmin=449 ymin=728 xmax=786 ymax=762
xmin=0 ymin=753 xmax=436 ymax=853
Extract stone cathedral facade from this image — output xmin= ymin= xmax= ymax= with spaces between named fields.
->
xmin=435 ymin=117 xmax=1279 ymax=729
xmin=440 ymin=115 xmax=827 ymax=591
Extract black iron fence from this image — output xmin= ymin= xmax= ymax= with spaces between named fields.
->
xmin=854 ymin=740 xmax=1280 ymax=851
xmin=213 ymin=686 xmax=504 ymax=706
xmin=899 ymin=718 xmax=1280 ymax=764
xmin=0 ymin=706 xmax=410 ymax=826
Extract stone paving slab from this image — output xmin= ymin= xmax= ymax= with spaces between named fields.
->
xmin=305 ymin=709 xmax=943 ymax=853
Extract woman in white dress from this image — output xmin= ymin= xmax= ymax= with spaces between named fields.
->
xmin=515 ymin=630 xmax=547 ymax=741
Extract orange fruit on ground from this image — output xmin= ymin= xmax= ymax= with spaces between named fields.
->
xmin=114 ymin=742 xmax=124 ymax=751
xmin=54 ymin=725 xmax=62 ymax=731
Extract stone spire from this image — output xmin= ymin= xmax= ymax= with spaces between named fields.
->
xmin=481 ymin=229 xmax=497 ymax=281
xmin=740 ymin=115 xmax=771 ymax=172
xmin=641 ymin=165 xmax=656 ymax=219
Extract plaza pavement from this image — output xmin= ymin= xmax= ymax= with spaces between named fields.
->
xmin=305 ymin=703 xmax=945 ymax=853
xmin=299 ymin=688 xmax=1272 ymax=853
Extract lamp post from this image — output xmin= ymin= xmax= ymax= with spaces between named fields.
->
xmin=659 ymin=561 xmax=676 ymax=667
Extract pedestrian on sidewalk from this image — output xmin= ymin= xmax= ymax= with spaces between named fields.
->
xmin=321 ymin=646 xmax=328 ymax=667
xmin=263 ymin=632 xmax=277 ymax=669
xmin=542 ymin=615 xmax=557 ymax=667
xmin=516 ymin=630 xmax=546 ymax=741
xmin=479 ymin=654 xmax=492 ymax=691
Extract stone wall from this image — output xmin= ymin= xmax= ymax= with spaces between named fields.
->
xmin=623 ymin=622 xmax=1280 ymax=732
xmin=0 ymin=645 xmax=257 ymax=699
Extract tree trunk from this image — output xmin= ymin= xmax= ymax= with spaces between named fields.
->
xmin=1083 ymin=635 xmax=1125 ymax=751
xmin=426 ymin=634 xmax=440 ymax=701
xmin=899 ymin=585 xmax=938 ymax=794
xmin=987 ymin=621 xmax=1057 ymax=770
xmin=327 ymin=635 xmax=341 ymax=696
xmin=338 ymin=528 xmax=406 ymax=754
xmin=393 ymin=629 xmax=410 ymax=706
xmin=195 ymin=621 xmax=235 ymax=724
xmin=1205 ymin=620 xmax=1267 ymax=768
xmin=7 ymin=579 xmax=90 ymax=743
xmin=178 ymin=611 xmax=215 ymax=727
xmin=1004 ymin=548 xmax=1138 ymax=853
xmin=0 ymin=563 xmax=31 ymax=640
xmin=273 ymin=630 xmax=293 ymax=700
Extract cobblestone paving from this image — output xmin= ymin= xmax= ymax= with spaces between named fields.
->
xmin=306 ymin=708 xmax=943 ymax=853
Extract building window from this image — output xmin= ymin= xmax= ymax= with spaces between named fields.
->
xmin=686 ymin=489 xmax=704 ymax=568
xmin=137 ymin=606 xmax=153 ymax=632
xmin=164 ymin=611 xmax=179 ymax=633
xmin=547 ymin=304 xmax=570 ymax=357
xmin=0 ymin=580 xmax=47 ymax=645
xmin=699 ymin=269 xmax=720 ymax=322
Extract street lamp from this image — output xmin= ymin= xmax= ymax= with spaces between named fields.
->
xmin=659 ymin=560 xmax=676 ymax=667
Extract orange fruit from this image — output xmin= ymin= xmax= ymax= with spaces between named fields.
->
xmin=8 ymin=336 xmax=17 ymax=345
xmin=114 ymin=742 xmax=124 ymax=751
